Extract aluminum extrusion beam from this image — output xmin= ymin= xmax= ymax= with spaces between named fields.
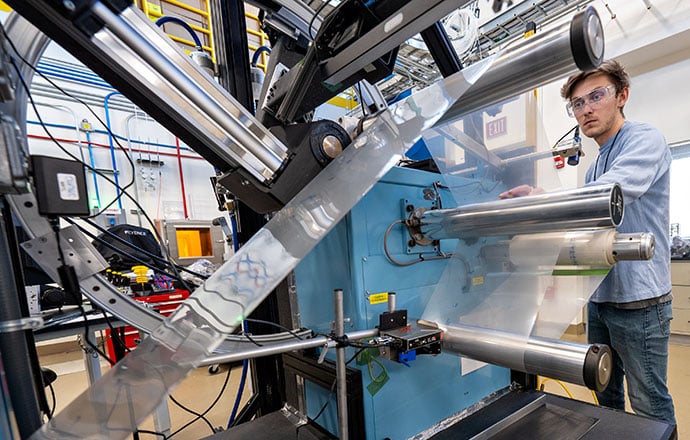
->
xmin=441 ymin=323 xmax=611 ymax=391
xmin=436 ymin=6 xmax=604 ymax=126
xmin=416 ymin=183 xmax=623 ymax=240
xmin=4 ymin=1 xmax=288 ymax=181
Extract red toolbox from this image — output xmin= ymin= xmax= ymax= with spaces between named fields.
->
xmin=105 ymin=289 xmax=190 ymax=361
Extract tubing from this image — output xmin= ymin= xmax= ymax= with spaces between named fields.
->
xmin=174 ymin=137 xmax=189 ymax=219
xmin=440 ymin=323 xmax=611 ymax=392
xmin=155 ymin=16 xmax=203 ymax=49
xmin=103 ymin=91 xmax=123 ymax=209
xmin=415 ymin=184 xmax=623 ymax=240
xmin=251 ymin=46 xmax=271 ymax=67
xmin=84 ymin=131 xmax=102 ymax=208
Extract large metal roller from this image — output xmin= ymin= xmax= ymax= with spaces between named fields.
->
xmin=410 ymin=183 xmax=623 ymax=241
xmin=436 ymin=6 xmax=604 ymax=125
xmin=481 ymin=230 xmax=655 ymax=268
xmin=439 ymin=322 xmax=612 ymax=392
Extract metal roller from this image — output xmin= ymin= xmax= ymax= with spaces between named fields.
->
xmin=480 ymin=230 xmax=655 ymax=268
xmin=409 ymin=183 xmax=623 ymax=241
xmin=436 ymin=6 xmax=604 ymax=126
xmin=439 ymin=322 xmax=612 ymax=392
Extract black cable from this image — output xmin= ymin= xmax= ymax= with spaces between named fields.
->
xmin=168 ymin=365 xmax=232 ymax=438
xmin=308 ymin=0 xmax=333 ymax=40
xmin=552 ymin=125 xmax=579 ymax=149
xmin=244 ymin=318 xmax=304 ymax=340
xmin=62 ymin=217 xmax=199 ymax=285
xmin=168 ymin=394 xmax=215 ymax=433
xmin=50 ymin=218 xmax=116 ymax=366
xmin=295 ymin=347 xmax=362 ymax=439
xmin=135 ymin=430 xmax=169 ymax=439
xmin=101 ymin=310 xmax=131 ymax=353
xmin=71 ymin=216 xmax=208 ymax=280
xmin=2 ymin=28 xmax=195 ymax=295
xmin=47 ymin=382 xmax=56 ymax=419
xmin=243 ymin=332 xmax=263 ymax=347
xmin=0 ymin=24 xmax=137 ymax=214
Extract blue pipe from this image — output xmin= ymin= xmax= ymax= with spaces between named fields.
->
xmin=84 ymin=130 xmax=102 ymax=208
xmin=228 ymin=317 xmax=248 ymax=428
xmin=155 ymin=16 xmax=203 ymax=49
xmin=227 ymin=213 xmax=246 ymax=428
xmin=36 ymin=67 xmax=112 ymax=89
xmin=37 ymin=62 xmax=113 ymax=89
xmin=103 ymin=91 xmax=123 ymax=209
xmin=251 ymin=46 xmax=271 ymax=67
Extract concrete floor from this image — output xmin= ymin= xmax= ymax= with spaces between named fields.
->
xmin=36 ymin=333 xmax=690 ymax=439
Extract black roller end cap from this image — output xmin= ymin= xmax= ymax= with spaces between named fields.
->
xmin=583 ymin=343 xmax=612 ymax=392
xmin=570 ymin=6 xmax=605 ymax=71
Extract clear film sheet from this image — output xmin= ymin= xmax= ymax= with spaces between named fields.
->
xmin=31 ymin=50 xmax=496 ymax=440
xmin=421 ymin=94 xmax=613 ymax=342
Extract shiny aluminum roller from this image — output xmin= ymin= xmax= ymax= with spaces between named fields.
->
xmin=436 ymin=6 xmax=604 ymax=125
xmin=437 ymin=322 xmax=612 ymax=392
xmin=408 ymin=183 xmax=623 ymax=242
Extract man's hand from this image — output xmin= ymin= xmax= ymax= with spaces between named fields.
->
xmin=498 ymin=184 xmax=544 ymax=199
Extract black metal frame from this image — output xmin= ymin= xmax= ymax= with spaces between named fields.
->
xmin=283 ymin=351 xmax=365 ymax=440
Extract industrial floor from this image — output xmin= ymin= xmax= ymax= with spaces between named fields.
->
xmin=36 ymin=333 xmax=690 ymax=440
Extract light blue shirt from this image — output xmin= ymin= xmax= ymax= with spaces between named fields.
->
xmin=585 ymin=120 xmax=671 ymax=303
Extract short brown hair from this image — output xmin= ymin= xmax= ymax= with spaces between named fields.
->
xmin=560 ymin=59 xmax=630 ymax=116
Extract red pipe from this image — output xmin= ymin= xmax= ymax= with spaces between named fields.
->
xmin=175 ymin=136 xmax=189 ymax=219
xmin=26 ymin=134 xmax=205 ymax=160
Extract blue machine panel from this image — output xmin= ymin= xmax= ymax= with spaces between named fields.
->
xmin=295 ymin=166 xmax=511 ymax=439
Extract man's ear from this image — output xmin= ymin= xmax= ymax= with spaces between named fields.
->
xmin=617 ymin=86 xmax=629 ymax=108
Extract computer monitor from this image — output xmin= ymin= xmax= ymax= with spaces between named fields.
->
xmin=161 ymin=220 xmax=225 ymax=266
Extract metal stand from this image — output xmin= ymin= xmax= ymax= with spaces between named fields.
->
xmin=333 ymin=289 xmax=348 ymax=440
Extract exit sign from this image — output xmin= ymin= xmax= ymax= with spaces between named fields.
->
xmin=486 ymin=116 xmax=507 ymax=139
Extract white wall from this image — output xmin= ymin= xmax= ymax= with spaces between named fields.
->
xmin=24 ymin=42 xmax=220 ymax=227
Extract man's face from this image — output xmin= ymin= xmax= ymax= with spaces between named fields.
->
xmin=568 ymin=73 xmax=627 ymax=145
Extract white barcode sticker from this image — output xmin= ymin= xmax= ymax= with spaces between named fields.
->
xmin=57 ymin=173 xmax=80 ymax=200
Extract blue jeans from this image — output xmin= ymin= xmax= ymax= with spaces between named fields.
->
xmin=587 ymin=301 xmax=676 ymax=425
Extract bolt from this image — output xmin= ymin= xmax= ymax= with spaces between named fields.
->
xmin=63 ymin=0 xmax=76 ymax=11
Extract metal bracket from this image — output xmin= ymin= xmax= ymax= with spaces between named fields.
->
xmin=21 ymin=224 xmax=108 ymax=283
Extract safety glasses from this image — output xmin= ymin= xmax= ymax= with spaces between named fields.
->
xmin=566 ymin=85 xmax=616 ymax=117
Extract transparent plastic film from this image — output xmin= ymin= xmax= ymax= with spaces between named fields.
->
xmin=420 ymin=91 xmax=611 ymax=343
xmin=31 ymin=57 xmax=496 ymax=439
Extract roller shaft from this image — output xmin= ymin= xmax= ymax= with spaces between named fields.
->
xmin=417 ymin=184 xmax=623 ymax=240
xmin=441 ymin=323 xmax=611 ymax=391
xmin=436 ymin=7 xmax=604 ymax=125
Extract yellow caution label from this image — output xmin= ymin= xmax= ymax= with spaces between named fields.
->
xmin=0 ymin=2 xmax=11 ymax=12
xmin=369 ymin=292 xmax=389 ymax=305
xmin=472 ymin=276 xmax=485 ymax=286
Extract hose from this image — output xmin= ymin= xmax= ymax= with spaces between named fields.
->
xmin=155 ymin=16 xmax=203 ymax=49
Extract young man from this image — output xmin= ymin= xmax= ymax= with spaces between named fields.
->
xmin=501 ymin=60 xmax=676 ymax=425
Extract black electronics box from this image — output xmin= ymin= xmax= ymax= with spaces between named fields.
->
xmin=31 ymin=155 xmax=90 ymax=217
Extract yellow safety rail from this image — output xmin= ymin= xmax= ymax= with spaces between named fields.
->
xmin=137 ymin=0 xmax=216 ymax=63
xmin=135 ymin=1 xmax=271 ymax=73
xmin=246 ymin=10 xmax=269 ymax=72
